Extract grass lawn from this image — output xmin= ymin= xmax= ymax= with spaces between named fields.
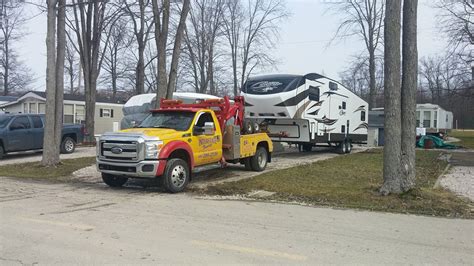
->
xmin=450 ymin=130 xmax=474 ymax=149
xmin=203 ymin=150 xmax=472 ymax=218
xmin=0 ymin=157 xmax=96 ymax=180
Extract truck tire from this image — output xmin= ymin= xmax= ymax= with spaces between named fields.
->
xmin=337 ymin=141 xmax=346 ymax=154
xmin=345 ymin=140 xmax=352 ymax=154
xmin=243 ymin=120 xmax=254 ymax=134
xmin=0 ymin=145 xmax=4 ymax=159
xmin=302 ymin=144 xmax=313 ymax=152
xmin=162 ymin=158 xmax=190 ymax=193
xmin=60 ymin=137 xmax=76 ymax=154
xmin=102 ymin=173 xmax=128 ymax=187
xmin=250 ymin=146 xmax=268 ymax=172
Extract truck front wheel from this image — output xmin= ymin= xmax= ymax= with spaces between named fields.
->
xmin=162 ymin=158 xmax=190 ymax=193
xmin=250 ymin=147 xmax=268 ymax=172
xmin=102 ymin=173 xmax=128 ymax=187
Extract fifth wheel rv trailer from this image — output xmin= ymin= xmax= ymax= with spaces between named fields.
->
xmin=241 ymin=73 xmax=368 ymax=153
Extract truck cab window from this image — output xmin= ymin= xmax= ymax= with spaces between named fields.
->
xmin=31 ymin=116 xmax=43 ymax=128
xmin=195 ymin=112 xmax=214 ymax=127
xmin=10 ymin=116 xmax=31 ymax=130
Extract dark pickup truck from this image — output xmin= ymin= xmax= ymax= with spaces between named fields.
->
xmin=0 ymin=114 xmax=84 ymax=159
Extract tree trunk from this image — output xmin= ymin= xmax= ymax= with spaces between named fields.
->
xmin=152 ymin=0 xmax=170 ymax=105
xmin=54 ymin=0 xmax=66 ymax=157
xmin=380 ymin=0 xmax=402 ymax=195
xmin=167 ymin=0 xmax=191 ymax=99
xmin=400 ymin=0 xmax=418 ymax=191
xmin=368 ymin=47 xmax=376 ymax=109
xmin=136 ymin=43 xmax=145 ymax=95
xmin=42 ymin=0 xmax=66 ymax=167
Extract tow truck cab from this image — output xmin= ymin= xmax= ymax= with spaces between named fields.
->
xmin=97 ymin=97 xmax=273 ymax=193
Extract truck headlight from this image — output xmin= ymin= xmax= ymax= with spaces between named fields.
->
xmin=145 ymin=140 xmax=163 ymax=159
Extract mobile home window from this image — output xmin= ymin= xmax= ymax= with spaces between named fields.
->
xmin=416 ymin=111 xmax=420 ymax=127
xmin=434 ymin=111 xmax=438 ymax=128
xmin=423 ymin=111 xmax=431 ymax=128
xmin=38 ymin=103 xmax=46 ymax=114
xmin=64 ymin=104 xmax=74 ymax=124
xmin=23 ymin=103 xmax=28 ymax=113
xmin=361 ymin=111 xmax=366 ymax=121
xmin=100 ymin=108 xmax=114 ymax=118
xmin=29 ymin=103 xmax=37 ymax=114
xmin=75 ymin=105 xmax=85 ymax=124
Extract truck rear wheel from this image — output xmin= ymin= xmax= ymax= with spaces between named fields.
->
xmin=250 ymin=147 xmax=268 ymax=171
xmin=102 ymin=173 xmax=128 ymax=187
xmin=162 ymin=158 xmax=190 ymax=193
xmin=60 ymin=137 xmax=76 ymax=154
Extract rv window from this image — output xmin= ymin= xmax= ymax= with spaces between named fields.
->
xmin=308 ymin=86 xmax=320 ymax=101
xmin=329 ymin=82 xmax=338 ymax=90
xmin=341 ymin=125 xmax=346 ymax=133
xmin=342 ymin=102 xmax=346 ymax=110
xmin=361 ymin=111 xmax=366 ymax=121
xmin=242 ymin=76 xmax=301 ymax=95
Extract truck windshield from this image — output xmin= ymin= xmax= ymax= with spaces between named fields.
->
xmin=0 ymin=116 xmax=12 ymax=128
xmin=138 ymin=111 xmax=195 ymax=131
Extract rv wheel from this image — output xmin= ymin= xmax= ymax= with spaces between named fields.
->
xmin=253 ymin=122 xmax=260 ymax=133
xmin=243 ymin=120 xmax=254 ymax=134
xmin=345 ymin=140 xmax=352 ymax=154
xmin=337 ymin=142 xmax=346 ymax=154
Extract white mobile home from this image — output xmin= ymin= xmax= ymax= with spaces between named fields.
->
xmin=416 ymin=103 xmax=453 ymax=132
xmin=241 ymin=73 xmax=368 ymax=152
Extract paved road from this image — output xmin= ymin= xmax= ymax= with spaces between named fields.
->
xmin=0 ymin=147 xmax=96 ymax=166
xmin=1 ymin=178 xmax=473 ymax=265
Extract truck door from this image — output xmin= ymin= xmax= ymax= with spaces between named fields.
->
xmin=7 ymin=116 xmax=32 ymax=152
xmin=192 ymin=112 xmax=222 ymax=166
xmin=29 ymin=116 xmax=44 ymax=150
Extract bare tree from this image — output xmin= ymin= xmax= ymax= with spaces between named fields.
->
xmin=0 ymin=0 xmax=34 ymax=95
xmin=221 ymin=0 xmax=243 ymax=96
xmin=67 ymin=0 xmax=110 ymax=143
xmin=435 ymin=0 xmax=473 ymax=65
xmin=123 ymin=0 xmax=154 ymax=95
xmin=101 ymin=16 xmax=133 ymax=100
xmin=183 ymin=0 xmax=225 ymax=94
xmin=400 ymin=0 xmax=418 ymax=191
xmin=339 ymin=53 xmax=384 ymax=103
xmin=65 ymin=36 xmax=78 ymax=94
xmin=42 ymin=0 xmax=66 ymax=166
xmin=152 ymin=0 xmax=191 ymax=103
xmin=328 ymin=0 xmax=385 ymax=110
xmin=380 ymin=0 xmax=402 ymax=195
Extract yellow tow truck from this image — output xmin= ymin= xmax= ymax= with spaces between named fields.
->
xmin=96 ymin=96 xmax=273 ymax=192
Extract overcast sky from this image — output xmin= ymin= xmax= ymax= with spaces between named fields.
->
xmin=19 ymin=0 xmax=447 ymax=91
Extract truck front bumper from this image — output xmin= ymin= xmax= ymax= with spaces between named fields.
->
xmin=97 ymin=159 xmax=163 ymax=178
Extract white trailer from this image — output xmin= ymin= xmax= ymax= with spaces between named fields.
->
xmin=241 ymin=73 xmax=368 ymax=153
xmin=416 ymin=103 xmax=453 ymax=133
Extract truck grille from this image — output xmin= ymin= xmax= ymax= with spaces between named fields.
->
xmin=101 ymin=141 xmax=139 ymax=162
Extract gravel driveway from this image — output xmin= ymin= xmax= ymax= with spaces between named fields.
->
xmin=439 ymin=151 xmax=474 ymax=201
xmin=0 ymin=147 xmax=96 ymax=166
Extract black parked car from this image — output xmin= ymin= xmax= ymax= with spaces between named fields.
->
xmin=0 ymin=114 xmax=85 ymax=159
